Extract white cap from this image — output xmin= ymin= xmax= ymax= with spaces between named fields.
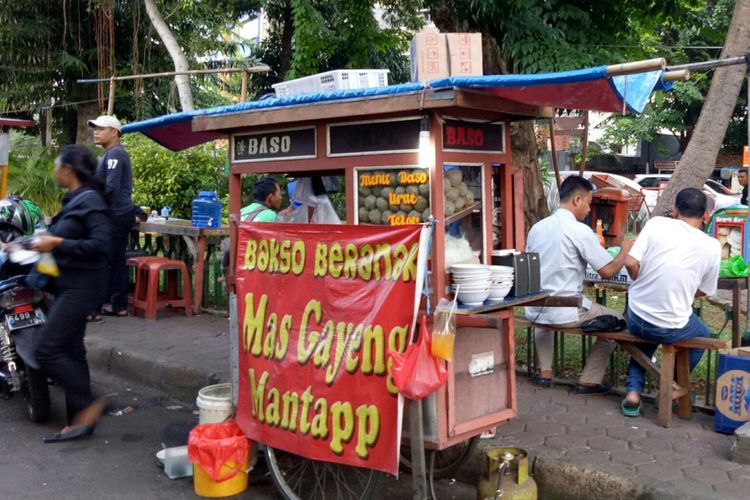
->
xmin=87 ymin=115 xmax=121 ymax=131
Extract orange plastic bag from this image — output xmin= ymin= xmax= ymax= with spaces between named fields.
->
xmin=390 ymin=315 xmax=448 ymax=400
xmin=188 ymin=420 xmax=250 ymax=482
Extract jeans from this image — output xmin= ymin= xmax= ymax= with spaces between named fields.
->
xmin=625 ymin=308 xmax=711 ymax=394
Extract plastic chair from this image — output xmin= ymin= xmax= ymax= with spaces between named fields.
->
xmin=130 ymin=257 xmax=192 ymax=320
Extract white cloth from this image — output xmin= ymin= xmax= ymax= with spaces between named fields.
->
xmin=524 ymin=208 xmax=613 ymax=324
xmin=627 ymin=216 xmax=721 ymax=329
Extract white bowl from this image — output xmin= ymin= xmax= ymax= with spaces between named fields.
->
xmin=488 ymin=265 xmax=513 ymax=273
xmin=451 ymin=264 xmax=490 ymax=273
xmin=488 ymin=286 xmax=512 ymax=300
xmin=451 ymin=285 xmax=491 ymax=293
xmin=453 ymin=278 xmax=492 ymax=285
xmin=457 ymin=288 xmax=491 ymax=306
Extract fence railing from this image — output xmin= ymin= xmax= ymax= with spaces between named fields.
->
xmin=127 ymin=229 xmax=228 ymax=314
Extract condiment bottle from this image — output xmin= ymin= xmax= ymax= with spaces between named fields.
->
xmin=595 ymin=219 xmax=605 ymax=247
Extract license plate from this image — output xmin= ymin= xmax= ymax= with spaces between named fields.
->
xmin=6 ymin=308 xmax=46 ymax=331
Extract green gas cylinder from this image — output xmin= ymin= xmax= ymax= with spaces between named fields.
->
xmin=477 ymin=447 xmax=537 ymax=500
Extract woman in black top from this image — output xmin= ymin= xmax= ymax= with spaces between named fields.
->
xmin=31 ymin=144 xmax=112 ymax=443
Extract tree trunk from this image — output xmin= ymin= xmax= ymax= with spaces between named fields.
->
xmin=143 ymin=0 xmax=194 ymax=112
xmin=278 ymin=3 xmax=294 ymax=80
xmin=512 ymin=121 xmax=549 ymax=230
xmin=653 ymin=0 xmax=750 ymax=216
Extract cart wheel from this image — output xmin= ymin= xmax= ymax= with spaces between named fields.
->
xmin=265 ymin=445 xmax=383 ymax=500
xmin=399 ymin=436 xmax=480 ymax=479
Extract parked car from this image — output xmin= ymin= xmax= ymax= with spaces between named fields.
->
xmin=635 ymin=174 xmax=741 ymax=211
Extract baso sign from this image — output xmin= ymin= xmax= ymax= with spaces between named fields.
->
xmin=233 ymin=127 xmax=316 ymax=162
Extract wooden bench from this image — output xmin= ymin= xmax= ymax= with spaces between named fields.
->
xmin=514 ymin=316 xmax=728 ymax=427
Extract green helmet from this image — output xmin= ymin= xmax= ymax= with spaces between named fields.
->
xmin=0 ymin=196 xmax=40 ymax=237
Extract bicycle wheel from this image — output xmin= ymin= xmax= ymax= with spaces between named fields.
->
xmin=265 ymin=446 xmax=383 ymax=500
xmin=399 ymin=436 xmax=479 ymax=479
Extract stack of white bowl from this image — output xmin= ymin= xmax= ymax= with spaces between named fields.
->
xmin=449 ymin=264 xmax=491 ymax=306
xmin=487 ymin=265 xmax=514 ymax=301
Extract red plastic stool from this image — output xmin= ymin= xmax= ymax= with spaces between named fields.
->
xmin=127 ymin=256 xmax=171 ymax=308
xmin=131 ymin=259 xmax=192 ymax=320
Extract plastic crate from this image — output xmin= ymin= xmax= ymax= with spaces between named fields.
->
xmin=272 ymin=69 xmax=389 ymax=97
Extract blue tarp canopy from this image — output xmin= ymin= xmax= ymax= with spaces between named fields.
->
xmin=122 ymin=66 xmax=670 ymax=151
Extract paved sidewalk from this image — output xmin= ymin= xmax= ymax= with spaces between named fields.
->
xmin=84 ymin=312 xmax=750 ymax=499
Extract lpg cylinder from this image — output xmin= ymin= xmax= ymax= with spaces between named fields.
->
xmin=477 ymin=447 xmax=537 ymax=500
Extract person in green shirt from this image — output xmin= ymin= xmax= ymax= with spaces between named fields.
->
xmin=240 ymin=176 xmax=293 ymax=222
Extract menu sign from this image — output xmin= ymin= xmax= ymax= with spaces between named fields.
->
xmin=357 ymin=168 xmax=430 ymax=226
xmin=233 ymin=127 xmax=316 ymax=162
xmin=329 ymin=119 xmax=421 ymax=156
xmin=442 ymin=119 xmax=504 ymax=153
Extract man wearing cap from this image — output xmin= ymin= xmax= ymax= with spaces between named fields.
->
xmin=88 ymin=115 xmax=134 ymax=318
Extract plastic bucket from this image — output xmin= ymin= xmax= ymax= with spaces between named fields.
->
xmin=193 ymin=454 xmax=250 ymax=497
xmin=196 ymin=383 xmax=233 ymax=424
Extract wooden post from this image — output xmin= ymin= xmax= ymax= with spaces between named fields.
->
xmin=240 ymin=70 xmax=249 ymax=102
xmin=578 ymin=111 xmax=589 ymax=176
xmin=548 ymin=117 xmax=561 ymax=189
xmin=107 ymin=77 xmax=116 ymax=115
xmin=408 ymin=399 xmax=428 ymax=500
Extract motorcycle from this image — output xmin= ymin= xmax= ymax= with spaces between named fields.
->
xmin=0 ymin=273 xmax=51 ymax=422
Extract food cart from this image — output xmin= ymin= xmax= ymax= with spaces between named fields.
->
xmin=123 ymin=62 xmax=672 ymax=498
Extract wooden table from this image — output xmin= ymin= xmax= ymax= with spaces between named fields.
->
xmin=453 ymin=291 xmax=581 ymax=315
xmin=136 ymin=219 xmax=229 ymax=314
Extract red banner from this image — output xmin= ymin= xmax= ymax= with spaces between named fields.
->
xmin=235 ymin=222 xmax=425 ymax=475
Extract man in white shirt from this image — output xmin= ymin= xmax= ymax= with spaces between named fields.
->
xmin=621 ymin=188 xmax=720 ymax=415
xmin=525 ymin=176 xmax=633 ymax=393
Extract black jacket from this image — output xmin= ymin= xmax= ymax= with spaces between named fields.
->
xmin=49 ymin=187 xmax=111 ymax=273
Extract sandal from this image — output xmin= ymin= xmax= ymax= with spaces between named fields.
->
xmin=86 ymin=314 xmax=104 ymax=324
xmin=101 ymin=305 xmax=129 ymax=317
xmin=621 ymin=400 xmax=642 ymax=417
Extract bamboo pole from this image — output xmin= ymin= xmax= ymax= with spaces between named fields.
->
xmin=107 ymin=77 xmax=116 ymax=115
xmin=667 ymin=55 xmax=749 ymax=72
xmin=605 ymin=58 xmax=666 ymax=77
xmin=578 ymin=111 xmax=589 ymax=176
xmin=240 ymin=70 xmax=249 ymax=103
xmin=549 ymin=117 xmax=561 ymax=189
xmin=77 ymin=65 xmax=270 ymax=84
xmin=663 ymin=70 xmax=690 ymax=82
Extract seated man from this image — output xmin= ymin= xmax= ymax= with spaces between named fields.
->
xmin=621 ymin=188 xmax=720 ymax=416
xmin=525 ymin=176 xmax=633 ymax=393
xmin=241 ymin=176 xmax=293 ymax=222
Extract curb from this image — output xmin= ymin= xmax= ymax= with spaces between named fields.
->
xmin=86 ymin=338 xmax=222 ymax=403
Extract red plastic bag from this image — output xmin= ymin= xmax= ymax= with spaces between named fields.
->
xmin=390 ymin=315 xmax=448 ymax=400
xmin=188 ymin=420 xmax=250 ymax=482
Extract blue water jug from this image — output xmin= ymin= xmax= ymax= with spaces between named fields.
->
xmin=192 ymin=191 xmax=222 ymax=228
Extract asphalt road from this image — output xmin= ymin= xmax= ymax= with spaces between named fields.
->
xmin=0 ymin=371 xmax=477 ymax=500
xmin=0 ymin=371 xmax=280 ymax=500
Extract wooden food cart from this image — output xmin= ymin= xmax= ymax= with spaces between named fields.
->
xmin=186 ymin=86 xmax=560 ymax=499
xmin=123 ymin=63 xmax=672 ymax=498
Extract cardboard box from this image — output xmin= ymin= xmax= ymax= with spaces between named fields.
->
xmin=714 ymin=350 xmax=750 ymax=434
xmin=410 ymin=32 xmax=483 ymax=82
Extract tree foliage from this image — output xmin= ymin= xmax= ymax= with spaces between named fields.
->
xmin=124 ymin=133 xmax=228 ymax=219
xmin=246 ymin=0 xmax=424 ymax=98
xmin=598 ymin=0 xmax=745 ymax=155
xmin=0 ymin=1 xmax=260 ymax=143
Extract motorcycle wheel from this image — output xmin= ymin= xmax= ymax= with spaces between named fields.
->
xmin=24 ymin=367 xmax=51 ymax=423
